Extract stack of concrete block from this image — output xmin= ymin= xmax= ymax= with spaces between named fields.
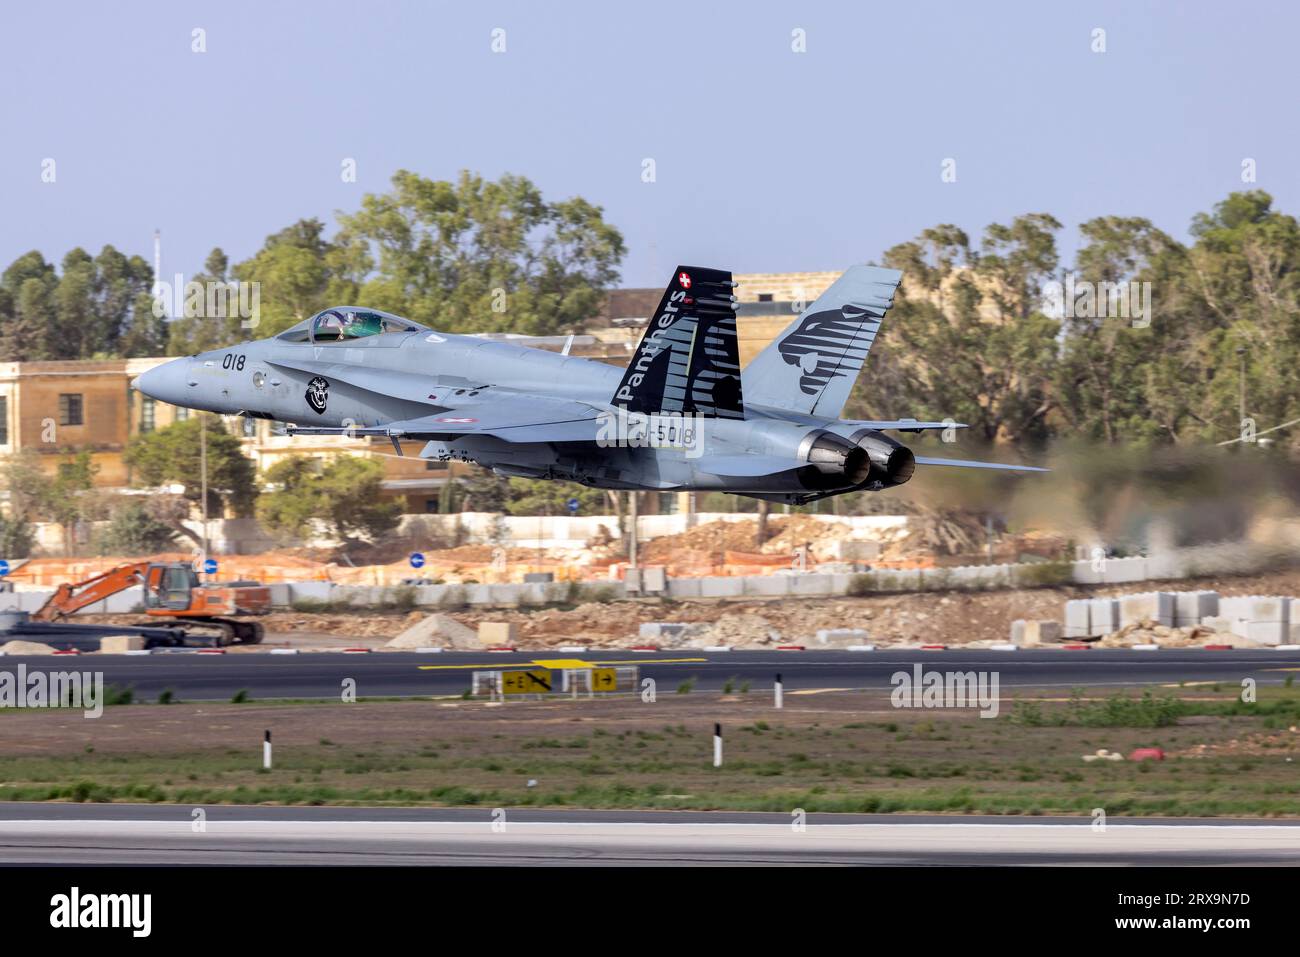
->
xmin=1219 ymin=595 xmax=1291 ymax=646
xmin=477 ymin=622 xmax=518 ymax=646
xmin=1173 ymin=590 xmax=1220 ymax=627
xmin=814 ymin=628 xmax=869 ymax=646
xmin=1064 ymin=600 xmax=1092 ymax=638
xmin=1089 ymin=597 xmax=1120 ymax=635
xmin=1011 ymin=619 xmax=1062 ymax=646
xmin=1119 ymin=592 xmax=1175 ymax=628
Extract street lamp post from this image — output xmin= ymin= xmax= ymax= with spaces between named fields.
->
xmin=200 ymin=412 xmax=208 ymax=574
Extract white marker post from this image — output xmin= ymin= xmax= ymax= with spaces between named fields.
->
xmin=774 ymin=672 xmax=784 ymax=710
xmin=263 ymin=730 xmax=272 ymax=770
xmin=713 ymin=722 xmax=722 ymax=767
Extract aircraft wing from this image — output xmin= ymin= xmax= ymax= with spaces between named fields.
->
xmin=286 ymin=395 xmax=603 ymax=443
xmin=914 ymin=456 xmax=1049 ymax=472
xmin=846 ymin=419 xmax=968 ymax=433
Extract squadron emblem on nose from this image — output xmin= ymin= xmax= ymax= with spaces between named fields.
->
xmin=306 ymin=376 xmax=329 ymax=414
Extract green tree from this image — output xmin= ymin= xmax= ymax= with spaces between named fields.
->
xmin=164 ymin=248 xmax=243 ymax=355
xmin=314 ymin=456 xmax=401 ymax=542
xmin=230 ymin=219 xmax=364 ymax=338
xmin=0 ymin=453 xmax=42 ymax=557
xmin=123 ymin=417 xmax=258 ymax=538
xmin=257 ymin=455 xmax=400 ymax=544
xmin=44 ymin=450 xmax=98 ymax=552
xmin=0 ymin=513 xmax=35 ymax=558
xmin=458 ymin=468 xmax=510 ymax=512
xmin=0 ymin=246 xmax=159 ymax=361
xmin=855 ymin=216 xmax=1061 ymax=447
xmin=335 ymin=170 xmax=625 ymax=335
xmin=504 ymin=479 xmax=605 ymax=516
xmin=255 ymin=456 xmax=325 ymax=541
xmin=93 ymin=500 xmax=179 ymax=555
xmin=0 ymin=251 xmax=58 ymax=360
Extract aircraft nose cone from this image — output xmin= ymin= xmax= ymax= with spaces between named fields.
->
xmin=134 ymin=358 xmax=190 ymax=405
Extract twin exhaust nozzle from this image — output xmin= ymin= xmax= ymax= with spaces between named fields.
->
xmin=803 ymin=430 xmax=914 ymax=491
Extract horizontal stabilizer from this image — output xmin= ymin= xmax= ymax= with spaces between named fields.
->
xmin=914 ymin=456 xmax=1049 ymax=473
xmin=847 ymin=419 xmax=967 ymax=433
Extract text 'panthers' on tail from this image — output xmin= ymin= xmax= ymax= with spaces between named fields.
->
xmin=611 ymin=266 xmax=745 ymax=419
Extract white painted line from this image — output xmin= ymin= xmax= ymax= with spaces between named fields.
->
xmin=269 ymin=648 xmax=299 ymax=655
xmin=846 ymin=644 xmax=876 ymax=652
xmin=1130 ymin=644 xmax=1160 ymax=651
xmin=988 ymin=643 xmax=1018 ymax=651
xmin=701 ymin=646 xmax=732 ymax=652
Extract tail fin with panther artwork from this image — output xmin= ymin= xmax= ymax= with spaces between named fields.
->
xmin=740 ymin=265 xmax=902 ymax=418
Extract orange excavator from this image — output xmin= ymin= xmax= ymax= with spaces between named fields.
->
xmin=33 ymin=561 xmax=271 ymax=646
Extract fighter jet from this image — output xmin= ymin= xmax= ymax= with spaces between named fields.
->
xmin=136 ymin=265 xmax=1045 ymax=505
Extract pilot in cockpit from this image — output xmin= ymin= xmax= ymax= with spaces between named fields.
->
xmin=341 ymin=311 xmax=383 ymax=338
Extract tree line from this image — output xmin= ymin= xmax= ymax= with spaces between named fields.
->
xmin=1 ymin=171 xmax=1296 ymax=451
xmin=854 ymin=191 xmax=1300 ymax=450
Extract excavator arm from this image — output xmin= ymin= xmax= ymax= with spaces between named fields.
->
xmin=31 ymin=562 xmax=156 ymax=621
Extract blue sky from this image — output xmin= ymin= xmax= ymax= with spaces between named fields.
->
xmin=0 ymin=0 xmax=1293 ymax=287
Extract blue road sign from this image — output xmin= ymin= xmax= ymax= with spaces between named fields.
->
xmin=410 ymin=552 xmax=426 ymax=569
xmin=0 ymin=559 xmax=9 ymax=577
xmin=566 ymin=497 xmax=580 ymax=514
xmin=202 ymin=557 xmax=219 ymax=575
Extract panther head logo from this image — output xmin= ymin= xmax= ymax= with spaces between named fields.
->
xmin=777 ymin=304 xmax=876 ymax=396
xmin=306 ymin=376 xmax=329 ymax=414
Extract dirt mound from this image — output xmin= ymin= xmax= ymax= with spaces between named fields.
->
xmin=387 ymin=613 xmax=478 ymax=650
xmin=641 ymin=516 xmax=869 ymax=563
xmin=686 ymin=613 xmax=782 ymax=648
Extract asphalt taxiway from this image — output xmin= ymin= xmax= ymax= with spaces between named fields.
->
xmin=0 ymin=648 xmax=1294 ymax=701
xmin=0 ymin=804 xmax=1295 ymax=865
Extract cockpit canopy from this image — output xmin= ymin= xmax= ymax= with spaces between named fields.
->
xmin=276 ymin=307 xmax=423 ymax=344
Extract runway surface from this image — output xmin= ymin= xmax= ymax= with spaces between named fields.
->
xmin=0 ymin=804 xmax=1296 ymax=865
xmin=0 ymin=648 xmax=1295 ymax=701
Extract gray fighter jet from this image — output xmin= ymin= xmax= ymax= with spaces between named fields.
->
xmin=136 ymin=265 xmax=1044 ymax=504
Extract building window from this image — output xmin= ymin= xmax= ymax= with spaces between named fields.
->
xmin=425 ymin=498 xmax=439 ymax=513
xmin=140 ymin=397 xmax=156 ymax=434
xmin=242 ymin=416 xmax=257 ymax=437
xmin=0 ymin=395 xmax=7 ymax=445
xmin=58 ymin=394 xmax=84 ymax=426
xmin=757 ymin=293 xmax=774 ymax=303
xmin=175 ymin=406 xmax=189 ymax=421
